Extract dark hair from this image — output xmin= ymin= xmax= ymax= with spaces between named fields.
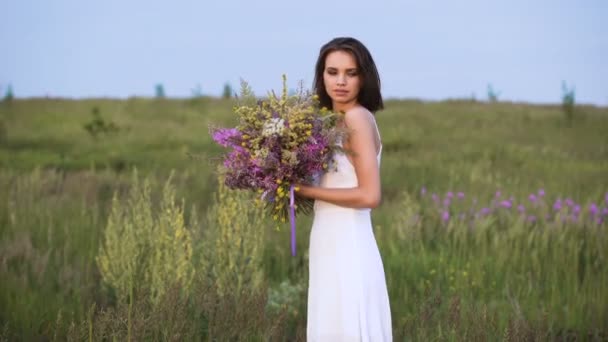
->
xmin=313 ymin=37 xmax=384 ymax=113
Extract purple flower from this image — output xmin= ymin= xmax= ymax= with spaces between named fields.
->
xmin=602 ymin=207 xmax=608 ymax=217
xmin=421 ymin=187 xmax=427 ymax=196
xmin=527 ymin=215 xmax=537 ymax=222
xmin=538 ymin=189 xmax=545 ymax=197
xmin=553 ymin=200 xmax=562 ymax=212
xmin=480 ymin=207 xmax=491 ymax=215
xmin=589 ymin=203 xmax=598 ymax=216
xmin=574 ymin=205 xmax=581 ymax=215
xmin=457 ymin=192 xmax=465 ymax=200
xmin=500 ymin=200 xmax=512 ymax=209
xmin=529 ymin=194 xmax=537 ymax=203
xmin=517 ymin=204 xmax=525 ymax=213
xmin=212 ymin=128 xmax=241 ymax=147
xmin=495 ymin=191 xmax=501 ymax=198
xmin=432 ymin=193 xmax=439 ymax=204
xmin=605 ymin=192 xmax=608 ymax=205
xmin=446 ymin=192 xmax=454 ymax=199
xmin=442 ymin=210 xmax=450 ymax=222
xmin=565 ymin=198 xmax=574 ymax=207
xmin=443 ymin=198 xmax=451 ymax=207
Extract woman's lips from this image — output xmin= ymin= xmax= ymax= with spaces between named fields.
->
xmin=334 ymin=89 xmax=349 ymax=96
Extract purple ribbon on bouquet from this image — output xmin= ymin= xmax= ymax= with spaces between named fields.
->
xmin=289 ymin=184 xmax=296 ymax=256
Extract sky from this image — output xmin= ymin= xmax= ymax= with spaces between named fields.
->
xmin=1 ymin=0 xmax=607 ymax=105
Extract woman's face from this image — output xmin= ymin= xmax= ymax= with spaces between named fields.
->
xmin=323 ymin=50 xmax=361 ymax=110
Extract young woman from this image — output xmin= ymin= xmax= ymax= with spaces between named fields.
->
xmin=296 ymin=37 xmax=392 ymax=341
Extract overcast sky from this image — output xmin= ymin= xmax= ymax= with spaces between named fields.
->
xmin=1 ymin=0 xmax=607 ymax=105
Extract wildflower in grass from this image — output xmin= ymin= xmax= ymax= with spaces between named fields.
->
xmin=421 ymin=186 xmax=427 ymax=196
xmin=443 ymin=198 xmax=451 ymax=207
xmin=442 ymin=210 xmax=450 ymax=222
xmin=529 ymin=194 xmax=537 ymax=203
xmin=517 ymin=204 xmax=525 ymax=214
xmin=538 ymin=189 xmax=545 ymax=197
xmin=500 ymin=200 xmax=512 ymax=209
xmin=553 ymin=199 xmax=562 ymax=211
xmin=589 ymin=203 xmax=598 ymax=216
xmin=457 ymin=192 xmax=465 ymax=200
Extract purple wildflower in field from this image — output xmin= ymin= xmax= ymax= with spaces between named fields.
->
xmin=421 ymin=187 xmax=427 ymax=196
xmin=442 ymin=210 xmax=450 ymax=222
xmin=518 ymin=204 xmax=525 ymax=214
xmin=446 ymin=192 xmax=454 ymax=199
xmin=457 ymin=192 xmax=465 ymax=200
xmin=553 ymin=199 xmax=562 ymax=212
xmin=443 ymin=198 xmax=451 ymax=207
xmin=602 ymin=207 xmax=608 ymax=217
xmin=574 ymin=205 xmax=581 ymax=215
xmin=500 ymin=200 xmax=512 ymax=209
xmin=480 ymin=207 xmax=491 ymax=216
xmin=495 ymin=191 xmax=501 ymax=198
xmin=589 ymin=203 xmax=598 ymax=216
xmin=529 ymin=194 xmax=537 ymax=203
xmin=565 ymin=198 xmax=574 ymax=207
xmin=527 ymin=215 xmax=537 ymax=222
xmin=432 ymin=193 xmax=439 ymax=204
xmin=538 ymin=189 xmax=545 ymax=197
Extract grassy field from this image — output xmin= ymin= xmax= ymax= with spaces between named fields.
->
xmin=1 ymin=97 xmax=607 ymax=341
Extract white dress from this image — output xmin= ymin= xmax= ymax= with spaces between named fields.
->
xmin=307 ymin=126 xmax=392 ymax=341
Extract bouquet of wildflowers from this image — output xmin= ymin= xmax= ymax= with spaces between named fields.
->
xmin=210 ymin=76 xmax=346 ymax=255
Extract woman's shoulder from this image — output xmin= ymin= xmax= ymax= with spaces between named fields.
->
xmin=343 ymin=105 xmax=375 ymax=126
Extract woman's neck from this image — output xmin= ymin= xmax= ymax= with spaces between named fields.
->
xmin=332 ymin=101 xmax=359 ymax=113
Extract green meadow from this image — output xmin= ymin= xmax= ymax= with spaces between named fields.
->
xmin=1 ymin=97 xmax=607 ymax=341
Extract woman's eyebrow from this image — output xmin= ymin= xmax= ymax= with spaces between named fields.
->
xmin=325 ymin=66 xmax=358 ymax=71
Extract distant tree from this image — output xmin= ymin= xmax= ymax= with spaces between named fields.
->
xmin=487 ymin=84 xmax=500 ymax=103
xmin=4 ymin=84 xmax=14 ymax=102
xmin=155 ymin=84 xmax=165 ymax=98
xmin=222 ymin=82 xmax=232 ymax=99
xmin=561 ymin=81 xmax=576 ymax=125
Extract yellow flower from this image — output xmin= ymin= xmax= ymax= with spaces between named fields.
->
xmin=294 ymin=186 xmax=300 ymax=192
xmin=276 ymin=179 xmax=282 ymax=184
xmin=273 ymin=215 xmax=278 ymax=221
